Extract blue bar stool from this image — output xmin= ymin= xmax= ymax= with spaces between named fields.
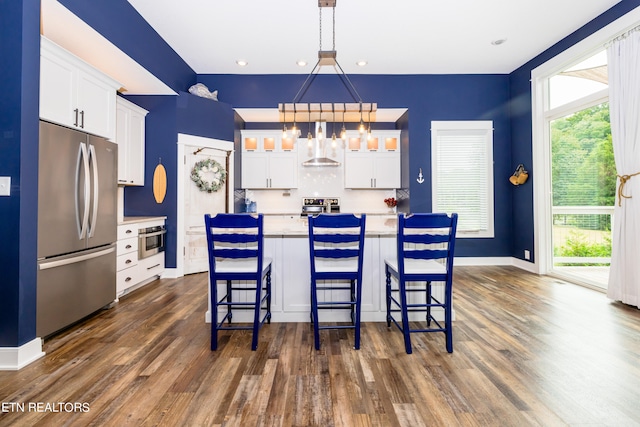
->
xmin=204 ymin=213 xmax=272 ymax=351
xmin=385 ymin=213 xmax=458 ymax=354
xmin=308 ymin=213 xmax=366 ymax=350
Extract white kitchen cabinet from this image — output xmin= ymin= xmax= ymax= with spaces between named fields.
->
xmin=116 ymin=97 xmax=148 ymax=186
xmin=241 ymin=130 xmax=298 ymax=189
xmin=40 ymin=37 xmax=120 ymax=140
xmin=344 ymin=130 xmax=401 ymax=189
xmin=116 ymin=218 xmax=165 ymax=297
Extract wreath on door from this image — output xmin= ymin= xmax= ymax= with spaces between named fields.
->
xmin=191 ymin=158 xmax=227 ymax=192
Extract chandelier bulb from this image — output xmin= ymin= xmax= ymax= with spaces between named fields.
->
xmin=331 ymin=133 xmax=337 ymax=148
xmin=341 ymin=126 xmax=347 ymax=141
xmin=317 ymin=126 xmax=324 ymax=141
xmin=359 ymin=120 xmax=365 ymax=134
xmin=307 ymin=131 xmax=313 ymax=147
xmin=282 ymin=124 xmax=288 ymax=139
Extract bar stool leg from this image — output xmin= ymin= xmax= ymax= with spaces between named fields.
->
xmin=354 ymin=278 xmax=362 ymax=350
xmin=399 ymin=278 xmax=412 ymax=354
xmin=227 ymin=280 xmax=232 ymax=323
xmin=385 ymin=267 xmax=392 ymax=327
xmin=251 ymin=277 xmax=261 ymax=351
xmin=266 ymin=268 xmax=272 ymax=324
xmin=426 ymin=281 xmax=432 ymax=326
xmin=211 ymin=279 xmax=219 ymax=351
xmin=311 ymin=278 xmax=321 ymax=350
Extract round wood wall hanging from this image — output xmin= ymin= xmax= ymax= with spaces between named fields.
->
xmin=153 ymin=162 xmax=167 ymax=203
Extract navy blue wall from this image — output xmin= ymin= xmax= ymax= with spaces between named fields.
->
xmin=199 ymin=73 xmax=513 ymax=257
xmin=122 ymin=93 xmax=235 ymax=269
xmin=0 ymin=0 xmax=40 ymax=347
xmin=176 ymin=92 xmax=236 ymax=141
xmin=120 ymin=95 xmax=178 ymax=268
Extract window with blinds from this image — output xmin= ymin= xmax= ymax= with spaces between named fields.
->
xmin=431 ymin=121 xmax=494 ymax=238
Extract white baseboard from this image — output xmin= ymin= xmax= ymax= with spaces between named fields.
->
xmin=454 ymin=256 xmax=514 ymax=266
xmin=0 ymin=338 xmax=45 ymax=371
xmin=161 ymin=267 xmax=180 ymax=279
xmin=511 ymin=257 xmax=538 ymax=273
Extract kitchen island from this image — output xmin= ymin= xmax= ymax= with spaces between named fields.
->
xmin=206 ymin=214 xmax=449 ymax=323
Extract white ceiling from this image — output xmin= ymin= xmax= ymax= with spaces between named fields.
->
xmin=41 ymin=0 xmax=622 ymax=122
xmin=126 ymin=0 xmax=621 ymax=75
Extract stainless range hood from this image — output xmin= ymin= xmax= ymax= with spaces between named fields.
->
xmin=303 ymin=156 xmax=340 ymax=167
xmin=303 ymin=122 xmax=341 ymax=167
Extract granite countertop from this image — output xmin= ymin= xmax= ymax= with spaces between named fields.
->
xmin=119 ymin=216 xmax=167 ymax=225
xmin=262 ymin=214 xmax=397 ymax=236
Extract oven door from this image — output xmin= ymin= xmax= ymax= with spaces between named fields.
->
xmin=139 ymin=227 xmax=166 ymax=259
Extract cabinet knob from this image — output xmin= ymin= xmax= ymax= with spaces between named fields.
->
xmin=125 ymin=277 xmax=132 ymax=282
xmin=125 ymin=259 xmax=132 ymax=264
xmin=125 ymin=244 xmax=132 ymax=249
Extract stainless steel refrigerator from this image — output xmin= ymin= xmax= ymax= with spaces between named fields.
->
xmin=37 ymin=120 xmax=118 ymax=337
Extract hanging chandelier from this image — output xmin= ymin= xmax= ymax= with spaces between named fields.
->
xmin=279 ymin=0 xmax=376 ymax=139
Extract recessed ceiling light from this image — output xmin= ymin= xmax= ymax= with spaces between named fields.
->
xmin=236 ymin=60 xmax=248 ymax=67
xmin=491 ymin=38 xmax=507 ymax=46
xmin=356 ymin=60 xmax=368 ymax=67
xmin=297 ymin=60 xmax=308 ymax=67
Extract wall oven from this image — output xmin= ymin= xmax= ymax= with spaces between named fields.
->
xmin=138 ymin=225 xmax=166 ymax=259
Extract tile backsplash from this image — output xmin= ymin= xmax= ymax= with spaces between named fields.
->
xmin=243 ymin=140 xmax=397 ymax=214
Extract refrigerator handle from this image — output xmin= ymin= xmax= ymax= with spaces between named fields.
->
xmin=38 ymin=246 xmax=115 ymax=270
xmin=74 ymin=142 xmax=88 ymax=240
xmin=88 ymin=144 xmax=99 ymax=237
xmin=75 ymin=142 xmax=90 ymax=239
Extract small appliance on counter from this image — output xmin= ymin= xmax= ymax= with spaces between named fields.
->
xmin=301 ymin=197 xmax=340 ymax=217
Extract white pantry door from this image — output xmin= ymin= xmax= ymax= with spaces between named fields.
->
xmin=183 ymin=147 xmax=229 ymax=275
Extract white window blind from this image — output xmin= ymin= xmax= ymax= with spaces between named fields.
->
xmin=431 ymin=121 xmax=494 ymax=238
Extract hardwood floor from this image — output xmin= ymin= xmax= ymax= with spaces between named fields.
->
xmin=1 ymin=266 xmax=640 ymax=426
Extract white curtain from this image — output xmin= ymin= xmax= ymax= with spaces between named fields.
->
xmin=606 ymin=29 xmax=640 ymax=308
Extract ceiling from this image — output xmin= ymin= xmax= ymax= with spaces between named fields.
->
xmin=126 ymin=0 xmax=621 ymax=75
xmin=41 ymin=0 xmax=622 ymax=122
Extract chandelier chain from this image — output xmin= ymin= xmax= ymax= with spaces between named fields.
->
xmin=332 ymin=7 xmax=336 ymax=51
xmin=319 ymin=7 xmax=322 ymax=51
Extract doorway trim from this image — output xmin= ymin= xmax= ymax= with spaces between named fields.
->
xmin=176 ymin=133 xmax=235 ymax=278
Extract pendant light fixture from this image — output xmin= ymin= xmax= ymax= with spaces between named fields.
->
xmin=317 ymin=104 xmax=324 ymax=141
xmin=282 ymin=108 xmax=288 ymax=139
xmin=340 ymin=104 xmax=347 ymax=141
xmin=291 ymin=104 xmax=298 ymax=138
xmin=331 ymin=104 xmax=337 ymax=148
xmin=279 ymin=0 xmax=376 ymax=149
xmin=307 ymin=103 xmax=313 ymax=147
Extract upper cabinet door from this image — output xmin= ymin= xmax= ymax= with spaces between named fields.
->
xmin=40 ymin=47 xmax=77 ymax=128
xmin=76 ymin=70 xmax=117 ymax=139
xmin=39 ymin=37 xmax=120 ymax=140
xmin=115 ymin=97 xmax=148 ymax=186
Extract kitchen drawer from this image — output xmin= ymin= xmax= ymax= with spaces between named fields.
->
xmin=117 ymin=237 xmax=138 ymax=256
xmin=117 ymin=267 xmax=143 ymax=294
xmin=117 ymin=252 xmax=138 ymax=272
xmin=117 ymin=224 xmax=138 ymax=240
xmin=139 ymin=252 xmax=165 ymax=277
xmin=116 ymin=252 xmax=164 ymax=296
